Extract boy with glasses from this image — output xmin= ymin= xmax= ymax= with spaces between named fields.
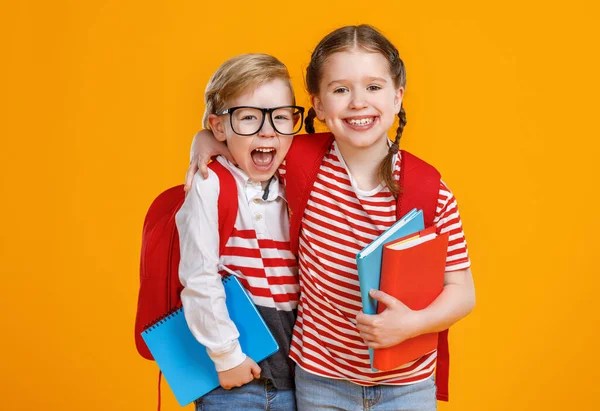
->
xmin=175 ymin=54 xmax=304 ymax=411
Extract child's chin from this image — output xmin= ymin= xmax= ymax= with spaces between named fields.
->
xmin=254 ymin=172 xmax=277 ymax=182
xmin=247 ymin=166 xmax=276 ymax=182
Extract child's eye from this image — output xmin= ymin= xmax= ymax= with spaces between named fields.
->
xmin=274 ymin=115 xmax=291 ymax=121
xmin=241 ymin=115 xmax=258 ymax=121
xmin=367 ymin=85 xmax=382 ymax=91
xmin=333 ymin=87 xmax=349 ymax=94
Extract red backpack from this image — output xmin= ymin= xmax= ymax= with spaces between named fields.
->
xmin=285 ymin=133 xmax=450 ymax=401
xmin=134 ymin=161 xmax=238 ymax=360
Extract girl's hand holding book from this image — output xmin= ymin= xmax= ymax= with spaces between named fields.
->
xmin=355 ymin=289 xmax=421 ymax=349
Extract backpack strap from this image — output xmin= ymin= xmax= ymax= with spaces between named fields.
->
xmin=397 ymin=150 xmax=440 ymax=224
xmin=397 ymin=150 xmax=449 ymax=402
xmin=208 ymin=160 xmax=238 ymax=254
xmin=156 ymin=371 xmax=162 ymax=411
xmin=285 ymin=132 xmax=335 ymax=255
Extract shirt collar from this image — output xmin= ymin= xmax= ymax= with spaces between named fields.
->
xmin=330 ymin=140 xmax=401 ymax=196
xmin=216 ymin=156 xmax=286 ymax=204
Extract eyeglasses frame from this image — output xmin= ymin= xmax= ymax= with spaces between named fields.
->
xmin=215 ymin=105 xmax=305 ymax=136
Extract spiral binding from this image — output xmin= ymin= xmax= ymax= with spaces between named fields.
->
xmin=143 ymin=307 xmax=182 ymax=334
xmin=143 ymin=275 xmax=235 ymax=334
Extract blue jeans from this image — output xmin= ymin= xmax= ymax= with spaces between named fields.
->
xmin=194 ymin=378 xmax=296 ymax=411
xmin=295 ymin=366 xmax=437 ymax=411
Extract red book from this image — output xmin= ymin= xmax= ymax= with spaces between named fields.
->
xmin=372 ymin=228 xmax=449 ymax=371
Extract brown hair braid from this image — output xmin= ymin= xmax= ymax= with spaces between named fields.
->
xmin=378 ymin=106 xmax=407 ymax=196
xmin=305 ymin=107 xmax=318 ymax=134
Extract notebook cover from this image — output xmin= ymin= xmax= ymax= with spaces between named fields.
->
xmin=356 ymin=209 xmax=424 ymax=317
xmin=372 ymin=231 xmax=449 ymax=371
xmin=355 ymin=209 xmax=424 ymax=369
xmin=141 ymin=275 xmax=279 ymax=406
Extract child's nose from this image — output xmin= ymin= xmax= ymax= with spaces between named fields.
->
xmin=258 ymin=116 xmax=276 ymax=137
xmin=349 ymin=91 xmax=368 ymax=109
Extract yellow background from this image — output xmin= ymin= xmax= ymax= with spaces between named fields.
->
xmin=2 ymin=0 xmax=599 ymax=410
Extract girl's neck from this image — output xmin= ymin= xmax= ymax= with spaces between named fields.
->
xmin=335 ymin=135 xmax=390 ymax=191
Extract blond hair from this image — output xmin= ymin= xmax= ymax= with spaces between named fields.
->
xmin=202 ymin=54 xmax=294 ymax=129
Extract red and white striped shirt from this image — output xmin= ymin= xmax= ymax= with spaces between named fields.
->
xmin=282 ymin=142 xmax=470 ymax=385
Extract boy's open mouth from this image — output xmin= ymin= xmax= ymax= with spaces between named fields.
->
xmin=251 ymin=147 xmax=276 ymax=169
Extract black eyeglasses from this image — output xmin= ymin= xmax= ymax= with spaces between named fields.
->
xmin=216 ymin=105 xmax=305 ymax=136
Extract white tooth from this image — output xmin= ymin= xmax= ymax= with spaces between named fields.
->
xmin=349 ymin=118 xmax=373 ymax=126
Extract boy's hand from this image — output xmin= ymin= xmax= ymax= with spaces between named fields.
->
xmin=217 ymin=357 xmax=261 ymax=390
xmin=184 ymin=130 xmax=235 ymax=191
xmin=355 ymin=289 xmax=420 ymax=349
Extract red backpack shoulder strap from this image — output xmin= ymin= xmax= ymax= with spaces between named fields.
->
xmin=285 ymin=132 xmax=335 ymax=255
xmin=396 ymin=150 xmax=450 ymax=402
xmin=397 ymin=150 xmax=441 ymax=225
xmin=208 ymin=160 xmax=238 ymax=254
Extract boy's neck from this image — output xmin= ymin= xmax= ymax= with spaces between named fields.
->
xmin=335 ymin=135 xmax=389 ymax=191
xmin=260 ymin=176 xmax=273 ymax=190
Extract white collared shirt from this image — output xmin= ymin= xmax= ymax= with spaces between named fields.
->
xmin=176 ymin=156 xmax=298 ymax=372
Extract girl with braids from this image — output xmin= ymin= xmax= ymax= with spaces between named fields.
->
xmin=186 ymin=25 xmax=475 ymax=411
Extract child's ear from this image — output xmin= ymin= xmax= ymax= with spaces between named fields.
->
xmin=207 ymin=114 xmax=227 ymax=142
xmin=311 ymin=95 xmax=326 ymax=121
xmin=394 ymin=87 xmax=405 ymax=114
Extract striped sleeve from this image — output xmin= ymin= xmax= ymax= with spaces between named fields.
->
xmin=433 ymin=180 xmax=471 ymax=271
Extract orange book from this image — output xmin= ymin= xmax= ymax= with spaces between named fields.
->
xmin=372 ymin=228 xmax=449 ymax=371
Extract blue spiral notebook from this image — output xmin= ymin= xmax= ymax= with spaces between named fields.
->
xmin=141 ymin=275 xmax=279 ymax=406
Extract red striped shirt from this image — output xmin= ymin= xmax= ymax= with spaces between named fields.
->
xmin=282 ymin=142 xmax=470 ymax=385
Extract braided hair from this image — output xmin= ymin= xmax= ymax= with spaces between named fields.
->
xmin=378 ymin=106 xmax=406 ymax=197
xmin=305 ymin=107 xmax=318 ymax=134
